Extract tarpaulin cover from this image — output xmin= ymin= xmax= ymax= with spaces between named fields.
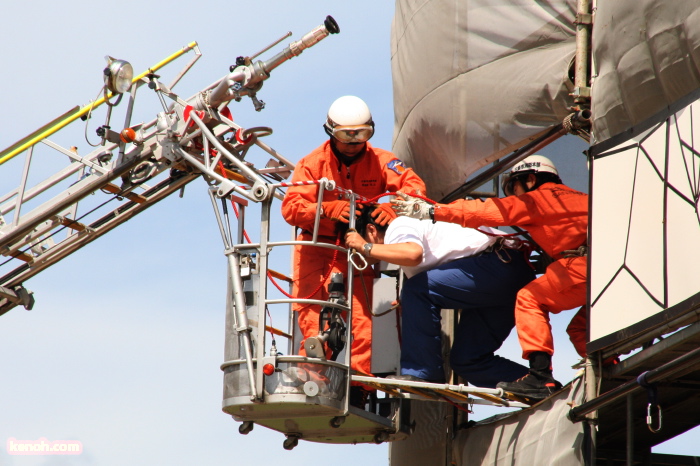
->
xmin=453 ymin=376 xmax=585 ymax=466
xmin=591 ymin=0 xmax=700 ymax=143
xmin=391 ymin=0 xmax=577 ymax=199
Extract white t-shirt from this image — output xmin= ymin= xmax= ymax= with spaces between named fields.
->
xmin=384 ymin=217 xmax=507 ymax=279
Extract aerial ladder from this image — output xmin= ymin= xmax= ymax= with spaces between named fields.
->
xmin=0 ymin=16 xmax=340 ymax=316
xmin=0 ymin=14 xmax=531 ymax=453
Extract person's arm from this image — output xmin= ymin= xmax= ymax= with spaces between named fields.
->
xmin=367 ymin=242 xmax=423 ymax=267
xmin=281 ymin=160 xmax=342 ymax=234
xmin=345 ymin=231 xmax=422 ymax=267
xmin=433 ymin=193 xmax=541 ymax=228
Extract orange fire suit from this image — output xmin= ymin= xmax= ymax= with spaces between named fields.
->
xmin=281 ymin=140 xmax=426 ymax=375
xmin=434 ymin=182 xmax=588 ymax=359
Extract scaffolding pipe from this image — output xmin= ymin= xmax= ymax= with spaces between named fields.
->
xmin=440 ymin=124 xmax=567 ymax=204
xmin=573 ymin=0 xmax=592 ymax=103
xmin=569 ymin=346 xmax=700 ymax=422
xmin=626 ymin=393 xmax=634 ymax=466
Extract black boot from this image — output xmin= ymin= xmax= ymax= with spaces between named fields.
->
xmin=496 ymin=352 xmax=562 ymax=401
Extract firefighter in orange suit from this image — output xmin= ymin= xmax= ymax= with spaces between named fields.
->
xmin=281 ymin=96 xmax=426 ymax=396
xmin=392 ymin=155 xmax=587 ymax=400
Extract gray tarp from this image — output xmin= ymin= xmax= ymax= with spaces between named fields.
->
xmin=453 ymin=377 xmax=585 ymax=465
xmin=391 ymin=0 xmax=577 ymax=199
xmin=388 ymin=376 xmax=586 ymax=466
xmin=591 ymin=0 xmax=700 ymax=143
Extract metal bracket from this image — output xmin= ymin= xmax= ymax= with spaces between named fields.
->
xmin=239 ymin=255 xmax=251 ymax=277
xmin=0 ymin=285 xmax=35 ymax=310
xmin=575 ymin=13 xmax=593 ymax=25
xmin=572 ymin=87 xmax=591 ymax=98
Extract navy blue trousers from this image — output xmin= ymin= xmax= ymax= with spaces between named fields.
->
xmin=400 ymin=249 xmax=535 ymax=388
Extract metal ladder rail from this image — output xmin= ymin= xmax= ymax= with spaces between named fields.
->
xmin=0 ymin=59 xmax=203 ymax=269
xmin=0 ymin=67 xmax=296 ymax=316
xmin=0 ymin=16 xmax=336 ymax=316
xmin=0 ymin=42 xmax=207 ymax=247
xmin=0 ymin=115 xmax=284 ymax=316
xmin=0 ymin=170 xmax=199 ymax=316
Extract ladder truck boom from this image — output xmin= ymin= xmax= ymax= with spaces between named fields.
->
xmin=0 ymin=16 xmax=339 ymax=316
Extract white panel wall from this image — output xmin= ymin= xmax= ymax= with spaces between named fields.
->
xmin=590 ymin=101 xmax=700 ymax=342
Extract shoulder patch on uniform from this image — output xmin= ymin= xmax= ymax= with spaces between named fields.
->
xmin=387 ymin=159 xmax=407 ymax=175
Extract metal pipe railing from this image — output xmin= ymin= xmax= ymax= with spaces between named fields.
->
xmin=440 ymin=124 xmax=567 ymax=204
xmin=569 ymin=346 xmax=700 ymax=422
xmin=573 ymin=0 xmax=592 ymax=103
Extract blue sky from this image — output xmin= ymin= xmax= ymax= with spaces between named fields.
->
xmin=0 ymin=1 xmax=697 ymax=465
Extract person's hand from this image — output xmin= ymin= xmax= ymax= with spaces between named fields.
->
xmin=344 ymin=230 xmax=365 ymax=251
xmin=322 ymin=200 xmax=359 ymax=223
xmin=371 ymin=202 xmax=397 ymax=226
xmin=391 ymin=192 xmax=432 ymax=220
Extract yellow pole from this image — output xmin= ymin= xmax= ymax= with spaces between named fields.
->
xmin=0 ymin=41 xmax=198 ymax=166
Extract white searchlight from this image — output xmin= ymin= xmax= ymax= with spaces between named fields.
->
xmin=103 ymin=56 xmax=133 ymax=94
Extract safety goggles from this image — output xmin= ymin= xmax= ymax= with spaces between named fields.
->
xmin=502 ymin=174 xmax=525 ymax=196
xmin=329 ymin=125 xmax=374 ymax=144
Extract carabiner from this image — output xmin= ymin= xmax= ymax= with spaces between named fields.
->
xmin=646 ymin=403 xmax=662 ymax=433
xmin=637 ymin=371 xmax=662 ymax=433
xmin=495 ymin=247 xmax=512 ymax=264
xmin=348 ymin=248 xmax=368 ymax=271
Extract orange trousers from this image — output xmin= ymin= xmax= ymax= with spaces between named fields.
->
xmin=514 ymin=256 xmax=588 ymax=359
xmin=292 ymin=236 xmax=375 ymax=375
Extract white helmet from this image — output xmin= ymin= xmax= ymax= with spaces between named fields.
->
xmin=502 ymin=155 xmax=560 ymax=195
xmin=324 ymin=96 xmax=375 ymax=143
xmin=511 ymin=155 xmax=558 ymax=176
